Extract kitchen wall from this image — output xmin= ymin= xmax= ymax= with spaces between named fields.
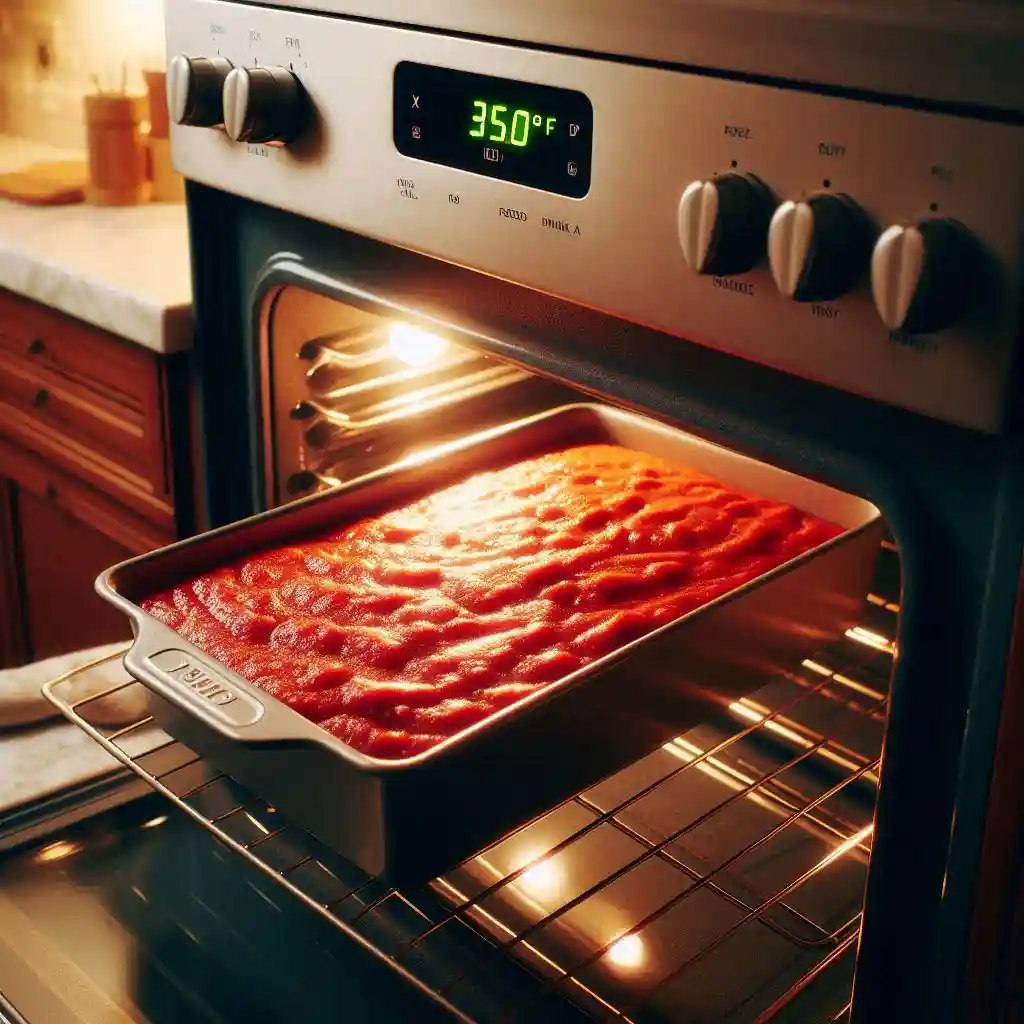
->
xmin=0 ymin=0 xmax=164 ymax=149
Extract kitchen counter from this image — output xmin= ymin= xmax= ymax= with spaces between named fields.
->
xmin=0 ymin=135 xmax=192 ymax=354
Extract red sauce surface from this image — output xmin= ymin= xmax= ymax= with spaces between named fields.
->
xmin=142 ymin=445 xmax=842 ymax=759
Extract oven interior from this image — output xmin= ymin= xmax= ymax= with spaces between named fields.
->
xmin=260 ymin=284 xmax=894 ymax=1020
xmin=23 ymin=284 xmax=897 ymax=1023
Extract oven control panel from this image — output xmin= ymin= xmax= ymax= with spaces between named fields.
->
xmin=166 ymin=0 xmax=1024 ymax=433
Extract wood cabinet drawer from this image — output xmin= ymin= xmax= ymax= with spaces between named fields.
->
xmin=0 ymin=347 xmax=153 ymax=473
xmin=0 ymin=287 xmax=178 ymax=528
xmin=0 ymin=288 xmax=152 ymax=404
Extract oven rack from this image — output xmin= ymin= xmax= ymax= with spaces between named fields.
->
xmin=42 ymin=555 xmax=896 ymax=1024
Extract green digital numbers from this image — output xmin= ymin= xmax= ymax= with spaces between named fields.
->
xmin=469 ymin=99 xmax=487 ymax=138
xmin=468 ymin=101 xmax=558 ymax=147
xmin=510 ymin=110 xmax=531 ymax=146
xmin=488 ymin=104 xmax=508 ymax=142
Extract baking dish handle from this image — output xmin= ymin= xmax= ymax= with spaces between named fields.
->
xmin=123 ymin=619 xmax=289 ymax=744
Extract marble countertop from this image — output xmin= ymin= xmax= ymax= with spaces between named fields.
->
xmin=0 ymin=136 xmax=193 ymax=354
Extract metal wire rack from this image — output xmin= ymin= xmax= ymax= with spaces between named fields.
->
xmin=42 ymin=543 xmax=897 ymax=1024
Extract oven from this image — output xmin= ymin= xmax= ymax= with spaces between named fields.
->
xmin=18 ymin=1 xmax=1024 ymax=1022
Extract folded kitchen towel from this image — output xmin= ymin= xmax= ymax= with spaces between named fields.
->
xmin=0 ymin=643 xmax=149 ymax=730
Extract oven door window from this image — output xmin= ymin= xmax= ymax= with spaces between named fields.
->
xmin=0 ymin=797 xmax=451 ymax=1024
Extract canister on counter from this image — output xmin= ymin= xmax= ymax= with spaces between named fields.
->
xmin=84 ymin=92 xmax=152 ymax=206
xmin=145 ymin=68 xmax=186 ymax=203
xmin=144 ymin=69 xmax=170 ymax=139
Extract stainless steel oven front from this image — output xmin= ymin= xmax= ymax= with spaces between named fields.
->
xmin=59 ymin=2 xmax=1024 ymax=1022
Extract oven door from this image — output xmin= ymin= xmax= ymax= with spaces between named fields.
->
xmin=156 ymin=181 xmax=1022 ymax=1024
xmin=0 ymin=794 xmax=458 ymax=1024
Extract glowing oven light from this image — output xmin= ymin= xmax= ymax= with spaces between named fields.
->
xmin=606 ymin=933 xmax=645 ymax=969
xmin=388 ymin=323 xmax=448 ymax=367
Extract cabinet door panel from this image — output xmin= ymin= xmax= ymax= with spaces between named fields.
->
xmin=18 ymin=489 xmax=133 ymax=661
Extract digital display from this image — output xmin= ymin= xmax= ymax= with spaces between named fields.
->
xmin=393 ymin=62 xmax=593 ymax=198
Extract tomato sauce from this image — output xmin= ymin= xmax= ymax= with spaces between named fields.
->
xmin=142 ymin=445 xmax=842 ymax=759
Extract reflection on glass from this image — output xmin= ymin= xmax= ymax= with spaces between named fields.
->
xmin=606 ymin=932 xmax=645 ymax=969
xmin=388 ymin=323 xmax=449 ymax=367
xmin=33 ymin=840 xmax=82 ymax=863
xmin=516 ymin=851 xmax=564 ymax=899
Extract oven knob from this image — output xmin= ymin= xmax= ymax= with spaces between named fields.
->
xmin=871 ymin=219 xmax=979 ymax=333
xmin=167 ymin=55 xmax=233 ymax=128
xmin=222 ymin=65 xmax=308 ymax=145
xmin=678 ymin=173 xmax=773 ymax=276
xmin=768 ymin=193 xmax=874 ymax=302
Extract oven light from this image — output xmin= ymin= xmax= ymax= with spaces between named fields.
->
xmin=141 ymin=815 xmax=168 ymax=829
xmin=606 ymin=932 xmax=645 ymax=968
xmin=388 ymin=323 xmax=449 ymax=367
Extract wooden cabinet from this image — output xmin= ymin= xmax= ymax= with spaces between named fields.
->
xmin=12 ymin=486 xmax=135 ymax=660
xmin=0 ymin=478 xmax=26 ymax=666
xmin=0 ymin=287 xmax=193 ymax=667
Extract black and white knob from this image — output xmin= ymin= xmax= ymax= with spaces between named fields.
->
xmin=870 ymin=219 xmax=979 ymax=334
xmin=222 ymin=65 xmax=308 ymax=145
xmin=167 ymin=55 xmax=233 ymax=128
xmin=768 ymin=193 xmax=874 ymax=302
xmin=678 ymin=173 xmax=773 ymax=276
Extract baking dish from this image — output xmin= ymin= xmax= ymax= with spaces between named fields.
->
xmin=96 ymin=404 xmax=884 ymax=883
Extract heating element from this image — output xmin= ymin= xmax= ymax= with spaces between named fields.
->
xmin=43 ymin=542 xmax=896 ymax=1022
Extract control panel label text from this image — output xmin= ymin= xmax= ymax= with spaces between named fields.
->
xmin=396 ymin=177 xmax=419 ymax=200
xmin=889 ymin=330 xmax=938 ymax=353
xmin=724 ymin=125 xmax=752 ymax=139
xmin=713 ymin=277 xmax=754 ymax=296
xmin=499 ymin=207 xmax=528 ymax=222
xmin=811 ymin=303 xmax=840 ymax=319
xmin=542 ymin=216 xmax=580 ymax=236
